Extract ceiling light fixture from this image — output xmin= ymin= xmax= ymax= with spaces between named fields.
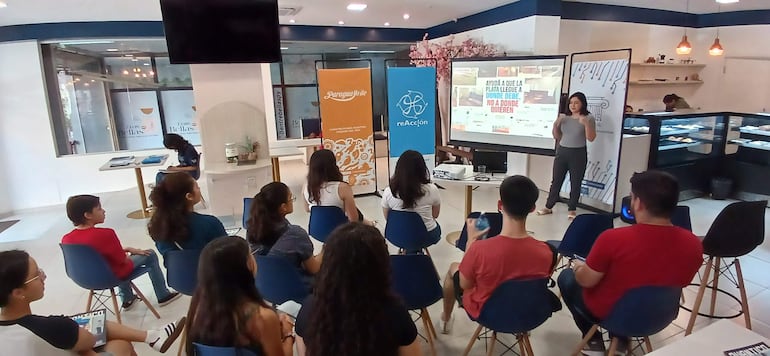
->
xmin=676 ymin=0 xmax=692 ymax=55
xmin=716 ymin=0 xmax=739 ymax=4
xmin=346 ymin=3 xmax=367 ymax=11
xmin=338 ymin=20 xmax=345 ymax=25
xmin=349 ymin=46 xmax=359 ymax=50
xmin=384 ymin=22 xmax=390 ymax=26
xmin=280 ymin=47 xmax=289 ymax=50
xmin=709 ymin=5 xmax=725 ymax=56
xmin=403 ymin=13 xmax=410 ymax=20
xmin=106 ymin=48 xmax=119 ymax=52
xmin=289 ymin=19 xmax=295 ymax=23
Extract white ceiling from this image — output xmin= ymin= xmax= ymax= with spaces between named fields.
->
xmin=0 ymin=0 xmax=767 ymax=28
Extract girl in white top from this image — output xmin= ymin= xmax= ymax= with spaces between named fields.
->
xmin=382 ymin=150 xmax=442 ymax=245
xmin=303 ymin=149 xmax=368 ymax=223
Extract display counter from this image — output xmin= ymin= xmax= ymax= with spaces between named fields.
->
xmin=623 ymin=111 xmax=770 ymax=204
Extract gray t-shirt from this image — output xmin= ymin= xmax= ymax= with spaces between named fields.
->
xmin=558 ymin=114 xmax=595 ymax=148
xmin=250 ymin=221 xmax=314 ymax=286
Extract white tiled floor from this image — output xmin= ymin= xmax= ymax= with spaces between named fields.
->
xmin=1 ymin=158 xmax=769 ymax=355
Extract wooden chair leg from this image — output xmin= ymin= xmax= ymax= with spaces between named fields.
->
xmin=523 ymin=334 xmax=535 ymax=356
xmin=424 ymin=248 xmax=432 ymax=257
xmin=710 ymin=257 xmax=721 ymax=316
xmin=486 ymin=331 xmax=497 ymax=356
xmin=681 ymin=291 xmax=686 ymax=305
xmin=516 ymin=334 xmax=525 ymax=356
xmin=420 ymin=309 xmax=437 ymax=356
xmin=177 ymin=328 xmax=187 ymax=356
xmin=572 ymin=325 xmax=600 ymax=356
xmin=131 ymin=282 xmax=161 ymax=319
xmin=86 ymin=290 xmax=94 ymax=311
xmin=735 ymin=259 xmax=752 ymax=330
xmin=462 ymin=325 xmax=483 ymax=356
xmin=110 ymin=288 xmax=122 ymax=324
xmin=608 ymin=337 xmax=618 ymax=356
xmin=644 ymin=337 xmax=653 ymax=353
xmin=686 ymin=256 xmax=714 ymax=335
xmin=423 ymin=308 xmax=438 ymax=340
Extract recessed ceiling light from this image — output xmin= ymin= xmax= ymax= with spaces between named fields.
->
xmin=384 ymin=22 xmax=390 ymax=26
xmin=338 ymin=20 xmax=345 ymax=25
xmin=280 ymin=47 xmax=289 ymax=50
xmin=347 ymin=3 xmax=367 ymax=11
xmin=143 ymin=63 xmax=151 ymax=66
xmin=716 ymin=0 xmax=739 ymax=3
xmin=349 ymin=46 xmax=359 ymax=50
xmin=106 ymin=48 xmax=119 ymax=52
xmin=289 ymin=19 xmax=295 ymax=23
xmin=403 ymin=13 xmax=410 ymax=20
xmin=0 ymin=2 xmax=7 ymax=8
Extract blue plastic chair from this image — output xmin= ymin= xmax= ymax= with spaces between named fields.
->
xmin=242 ymin=197 xmax=253 ymax=228
xmin=384 ymin=210 xmax=439 ymax=254
xmin=390 ymin=255 xmax=443 ymax=356
xmin=455 ymin=212 xmax=503 ymax=252
xmin=193 ymin=343 xmax=258 ymax=356
xmin=165 ymin=249 xmax=201 ymax=296
xmin=59 ymin=244 xmax=161 ymax=323
xmin=254 ymin=255 xmax=310 ymax=305
xmin=308 ymin=206 xmax=348 ymax=243
xmin=573 ymin=286 xmax=682 ymax=355
xmin=546 ymin=214 xmax=613 ymax=267
xmin=463 ymin=278 xmax=555 ymax=356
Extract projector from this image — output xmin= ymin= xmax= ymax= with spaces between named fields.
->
xmin=433 ymin=164 xmax=469 ymax=180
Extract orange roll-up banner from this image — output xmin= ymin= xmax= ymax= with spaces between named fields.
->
xmin=317 ymin=68 xmax=376 ymax=195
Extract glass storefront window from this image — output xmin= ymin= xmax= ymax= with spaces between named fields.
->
xmin=282 ymin=55 xmax=321 ymax=85
xmin=104 ymin=57 xmax=155 ymax=89
xmin=161 ymin=90 xmax=200 ymax=145
xmin=155 ymin=57 xmax=193 ymax=87
xmin=111 ymin=90 xmax=164 ymax=150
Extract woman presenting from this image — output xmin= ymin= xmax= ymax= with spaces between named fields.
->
xmin=538 ymin=92 xmax=596 ymax=220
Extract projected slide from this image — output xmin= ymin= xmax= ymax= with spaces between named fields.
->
xmin=449 ymin=56 xmax=566 ymax=152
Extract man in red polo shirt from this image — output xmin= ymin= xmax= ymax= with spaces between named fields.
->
xmin=558 ymin=170 xmax=703 ymax=355
xmin=62 ymin=195 xmax=180 ymax=310
xmin=439 ymin=175 xmax=555 ymax=333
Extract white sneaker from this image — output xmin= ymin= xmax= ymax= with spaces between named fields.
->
xmin=148 ymin=317 xmax=186 ymax=353
xmin=439 ymin=314 xmax=454 ymax=334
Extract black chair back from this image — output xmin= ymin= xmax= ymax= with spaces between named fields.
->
xmin=703 ymin=200 xmax=767 ymax=257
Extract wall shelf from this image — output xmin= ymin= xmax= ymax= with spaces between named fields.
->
xmin=631 ymin=63 xmax=706 ymax=68
xmin=630 ymin=80 xmax=704 ymax=86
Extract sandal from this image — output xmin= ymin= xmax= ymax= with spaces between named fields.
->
xmin=567 ymin=211 xmax=577 ymax=220
xmin=536 ymin=208 xmax=553 ymax=216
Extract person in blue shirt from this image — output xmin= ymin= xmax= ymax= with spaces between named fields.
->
xmin=156 ymin=134 xmax=200 ymax=186
xmin=147 ymin=172 xmax=226 ymax=258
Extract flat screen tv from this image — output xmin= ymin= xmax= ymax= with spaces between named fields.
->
xmin=449 ymin=55 xmax=567 ymax=155
xmin=160 ymin=0 xmax=281 ymax=64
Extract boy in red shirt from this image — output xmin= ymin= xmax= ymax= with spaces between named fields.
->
xmin=558 ymin=170 xmax=703 ymax=355
xmin=439 ymin=175 xmax=555 ymax=333
xmin=62 ymin=195 xmax=180 ymax=310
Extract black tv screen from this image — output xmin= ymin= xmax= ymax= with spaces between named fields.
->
xmin=160 ymin=0 xmax=281 ymax=64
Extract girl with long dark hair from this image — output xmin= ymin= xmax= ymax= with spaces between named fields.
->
xmin=156 ymin=133 xmax=200 ymax=185
xmin=382 ymin=150 xmax=442 ymax=245
xmin=148 ymin=172 xmax=226 ymax=256
xmin=247 ymin=182 xmax=322 ymax=284
xmin=294 ymin=223 xmax=421 ymax=356
xmin=0 ymin=250 xmax=184 ymax=355
xmin=538 ymin=91 xmax=597 ymax=220
xmin=302 ymin=149 xmax=370 ymax=224
xmin=185 ymin=237 xmax=295 ymax=356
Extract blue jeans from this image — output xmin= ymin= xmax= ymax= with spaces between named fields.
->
xmin=118 ymin=251 xmax=172 ymax=303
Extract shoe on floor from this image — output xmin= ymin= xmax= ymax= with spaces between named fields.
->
xmin=581 ymin=338 xmax=606 ymax=356
xmin=148 ymin=316 xmax=186 ymax=353
xmin=536 ymin=208 xmax=553 ymax=216
xmin=568 ymin=211 xmax=577 ymax=220
xmin=121 ymin=297 xmax=138 ymax=311
xmin=158 ymin=292 xmax=181 ymax=307
xmin=439 ymin=314 xmax=454 ymax=335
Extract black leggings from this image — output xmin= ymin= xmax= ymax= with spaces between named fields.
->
xmin=545 ymin=146 xmax=587 ymax=211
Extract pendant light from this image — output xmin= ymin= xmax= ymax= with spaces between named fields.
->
xmin=676 ymin=0 xmax=692 ymax=55
xmin=709 ymin=5 xmax=724 ymax=56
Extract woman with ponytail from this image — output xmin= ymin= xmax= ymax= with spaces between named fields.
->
xmin=148 ymin=172 xmax=226 ymax=256
xmin=247 ymin=182 xmax=321 ymax=285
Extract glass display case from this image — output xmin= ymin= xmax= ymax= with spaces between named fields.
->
xmin=722 ymin=113 xmax=770 ymax=203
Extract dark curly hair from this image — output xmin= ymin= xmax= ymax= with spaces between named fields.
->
xmin=305 ymin=222 xmax=399 ymax=356
xmin=389 ymin=150 xmax=431 ymax=209
xmin=246 ymin=182 xmax=291 ymax=247
xmin=0 ymin=250 xmax=30 ymax=307
xmin=147 ymin=172 xmax=196 ymax=244
xmin=306 ymin=149 xmax=343 ymax=204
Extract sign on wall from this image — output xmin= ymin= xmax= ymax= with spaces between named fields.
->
xmin=317 ymin=68 xmax=377 ymax=195
xmin=160 ymin=90 xmax=200 ymax=145
xmin=386 ymin=66 xmax=437 ymax=175
xmin=564 ymin=50 xmax=631 ymax=212
xmin=112 ymin=91 xmax=163 ymax=150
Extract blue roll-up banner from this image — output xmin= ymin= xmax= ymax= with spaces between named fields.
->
xmin=386 ymin=67 xmax=437 ymax=176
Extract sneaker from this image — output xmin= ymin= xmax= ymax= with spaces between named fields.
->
xmin=157 ymin=292 xmax=181 ymax=307
xmin=121 ymin=297 xmax=138 ymax=311
xmin=439 ymin=314 xmax=454 ymax=335
xmin=148 ymin=317 xmax=186 ymax=353
xmin=581 ymin=338 xmax=606 ymax=356
xmin=536 ymin=208 xmax=553 ymax=216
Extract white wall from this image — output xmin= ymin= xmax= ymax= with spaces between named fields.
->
xmin=0 ymin=41 xmax=186 ymax=213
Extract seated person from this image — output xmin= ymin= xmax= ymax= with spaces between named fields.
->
xmin=0 ymin=250 xmax=185 ymax=355
xmin=247 ymin=182 xmax=322 ymax=287
xmin=186 ymin=237 xmax=294 ymax=356
xmin=295 ymin=223 xmax=420 ymax=356
xmin=62 ymin=195 xmax=180 ymax=310
xmin=148 ymin=173 xmax=227 ymax=257
xmin=303 ymin=149 xmax=372 ymax=225
xmin=440 ymin=175 xmax=555 ymax=333
xmin=663 ymin=94 xmax=691 ymax=112
xmin=381 ymin=150 xmax=442 ymax=247
xmin=558 ymin=170 xmax=703 ymax=355
xmin=155 ymin=133 xmax=199 ymax=186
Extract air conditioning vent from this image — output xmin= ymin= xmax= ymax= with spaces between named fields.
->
xmin=278 ymin=7 xmax=301 ymax=16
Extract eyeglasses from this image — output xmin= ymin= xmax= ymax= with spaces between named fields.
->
xmin=24 ymin=268 xmax=45 ymax=285
xmin=288 ymin=195 xmax=297 ymax=203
